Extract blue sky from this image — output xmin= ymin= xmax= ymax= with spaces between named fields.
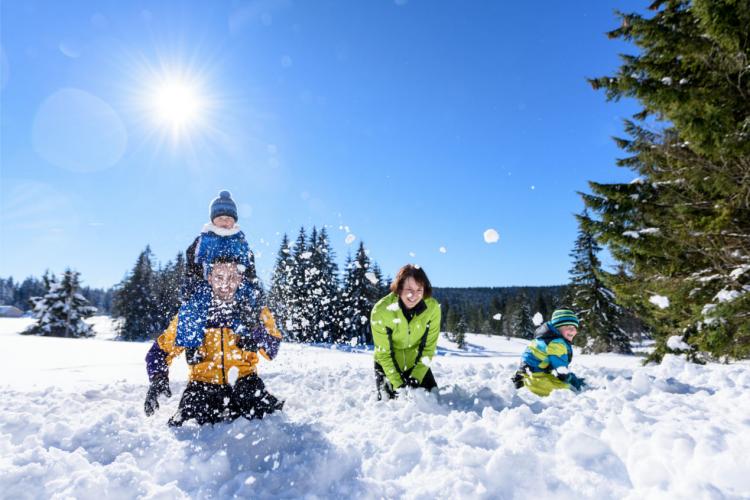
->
xmin=0 ymin=0 xmax=645 ymax=289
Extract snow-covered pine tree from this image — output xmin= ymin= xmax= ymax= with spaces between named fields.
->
xmin=513 ymin=296 xmax=535 ymax=339
xmin=586 ymin=0 xmax=750 ymax=361
xmin=112 ymin=246 xmax=160 ymax=341
xmin=23 ymin=269 xmax=97 ymax=337
xmin=340 ymin=242 xmax=378 ymax=345
xmin=310 ymin=227 xmax=340 ymax=342
xmin=288 ymin=227 xmax=313 ymax=341
xmin=304 ymin=226 xmax=326 ymax=342
xmin=568 ymin=211 xmax=631 ymax=354
xmin=268 ymin=233 xmax=295 ymax=337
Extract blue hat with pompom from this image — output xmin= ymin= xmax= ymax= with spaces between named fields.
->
xmin=209 ymin=190 xmax=238 ymax=222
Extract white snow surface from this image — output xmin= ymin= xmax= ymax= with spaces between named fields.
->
xmin=2 ymin=317 xmax=750 ymax=499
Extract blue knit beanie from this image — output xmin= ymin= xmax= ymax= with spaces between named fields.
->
xmin=549 ymin=309 xmax=580 ymax=329
xmin=209 ymin=190 xmax=238 ymax=222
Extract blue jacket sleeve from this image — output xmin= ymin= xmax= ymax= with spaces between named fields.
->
xmin=546 ymin=339 xmax=571 ymax=370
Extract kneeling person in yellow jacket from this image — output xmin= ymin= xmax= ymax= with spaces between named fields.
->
xmin=144 ymin=258 xmax=284 ymax=426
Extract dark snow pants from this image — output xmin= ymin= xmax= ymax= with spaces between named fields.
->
xmin=374 ymin=362 xmax=437 ymax=400
xmin=168 ymin=374 xmax=283 ymax=426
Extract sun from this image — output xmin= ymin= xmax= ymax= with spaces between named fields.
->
xmin=148 ymin=76 xmax=207 ymax=137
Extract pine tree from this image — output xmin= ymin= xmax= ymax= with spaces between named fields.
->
xmin=24 ymin=269 xmax=97 ymax=337
xmin=288 ymin=228 xmax=312 ymax=341
xmin=513 ymin=296 xmax=535 ymax=339
xmin=340 ymin=242 xmax=379 ymax=345
xmin=153 ymin=252 xmax=185 ymax=333
xmin=586 ymin=0 xmax=750 ymax=360
xmin=112 ymin=246 xmax=160 ymax=341
xmin=444 ymin=303 xmax=459 ymax=338
xmin=268 ymin=234 xmax=295 ymax=336
xmin=455 ymin=317 xmax=467 ymax=350
xmin=311 ymin=228 xmax=340 ymax=342
xmin=569 ymin=211 xmax=632 ymax=354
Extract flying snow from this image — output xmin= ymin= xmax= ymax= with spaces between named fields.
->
xmin=532 ymin=312 xmax=543 ymax=326
xmin=483 ymin=229 xmax=500 ymax=244
xmin=649 ymin=294 xmax=670 ymax=309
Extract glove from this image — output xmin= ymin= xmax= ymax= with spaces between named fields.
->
xmin=237 ymin=334 xmax=258 ymax=352
xmin=403 ymin=376 xmax=420 ymax=388
xmin=185 ymin=347 xmax=204 ymax=365
xmin=144 ymin=374 xmax=171 ymax=416
xmin=566 ymin=373 xmax=586 ymax=391
xmin=512 ymin=370 xmax=526 ymax=389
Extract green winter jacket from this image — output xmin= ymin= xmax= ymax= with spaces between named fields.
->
xmin=371 ymin=293 xmax=441 ymax=389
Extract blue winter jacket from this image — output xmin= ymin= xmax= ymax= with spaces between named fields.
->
xmin=521 ymin=323 xmax=573 ymax=373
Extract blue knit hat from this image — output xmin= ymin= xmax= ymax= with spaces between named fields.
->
xmin=209 ymin=190 xmax=238 ymax=222
xmin=549 ymin=309 xmax=579 ymax=329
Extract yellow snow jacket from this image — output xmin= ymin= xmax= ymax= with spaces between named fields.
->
xmin=154 ymin=307 xmax=281 ymax=385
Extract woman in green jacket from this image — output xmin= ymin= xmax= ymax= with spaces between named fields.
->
xmin=371 ymin=264 xmax=441 ymax=399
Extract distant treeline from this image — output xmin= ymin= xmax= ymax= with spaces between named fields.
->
xmin=2 ymin=274 xmax=571 ymax=337
xmin=0 ymin=275 xmax=113 ymax=314
xmin=434 ymin=286 xmax=568 ymax=337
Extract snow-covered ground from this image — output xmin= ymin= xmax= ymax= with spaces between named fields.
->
xmin=1 ymin=317 xmax=749 ymax=499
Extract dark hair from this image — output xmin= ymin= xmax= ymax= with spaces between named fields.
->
xmin=389 ymin=264 xmax=432 ymax=298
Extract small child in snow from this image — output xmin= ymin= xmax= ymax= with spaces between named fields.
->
xmin=176 ymin=191 xmax=260 ymax=354
xmin=512 ymin=308 xmax=586 ymax=396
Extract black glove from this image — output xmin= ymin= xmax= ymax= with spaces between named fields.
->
xmin=185 ymin=347 xmax=204 ymax=365
xmin=144 ymin=374 xmax=171 ymax=416
xmin=236 ymin=334 xmax=258 ymax=352
xmin=403 ymin=376 xmax=420 ymax=388
xmin=512 ymin=370 xmax=526 ymax=389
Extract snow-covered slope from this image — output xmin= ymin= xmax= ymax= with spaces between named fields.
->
xmin=1 ymin=318 xmax=749 ymax=499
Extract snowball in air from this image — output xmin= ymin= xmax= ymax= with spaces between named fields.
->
xmin=649 ymin=294 xmax=670 ymax=309
xmin=439 ymin=246 xmax=447 ymax=254
xmin=532 ymin=312 xmax=543 ymax=326
xmin=483 ymin=229 xmax=500 ymax=244
xmin=345 ymin=234 xmax=356 ymax=245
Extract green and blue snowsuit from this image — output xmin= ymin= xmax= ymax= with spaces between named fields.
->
xmin=517 ymin=323 xmax=583 ymax=396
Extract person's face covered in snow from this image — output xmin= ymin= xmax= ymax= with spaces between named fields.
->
xmin=208 ymin=262 xmax=243 ymax=301
xmin=559 ymin=325 xmax=578 ymax=342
